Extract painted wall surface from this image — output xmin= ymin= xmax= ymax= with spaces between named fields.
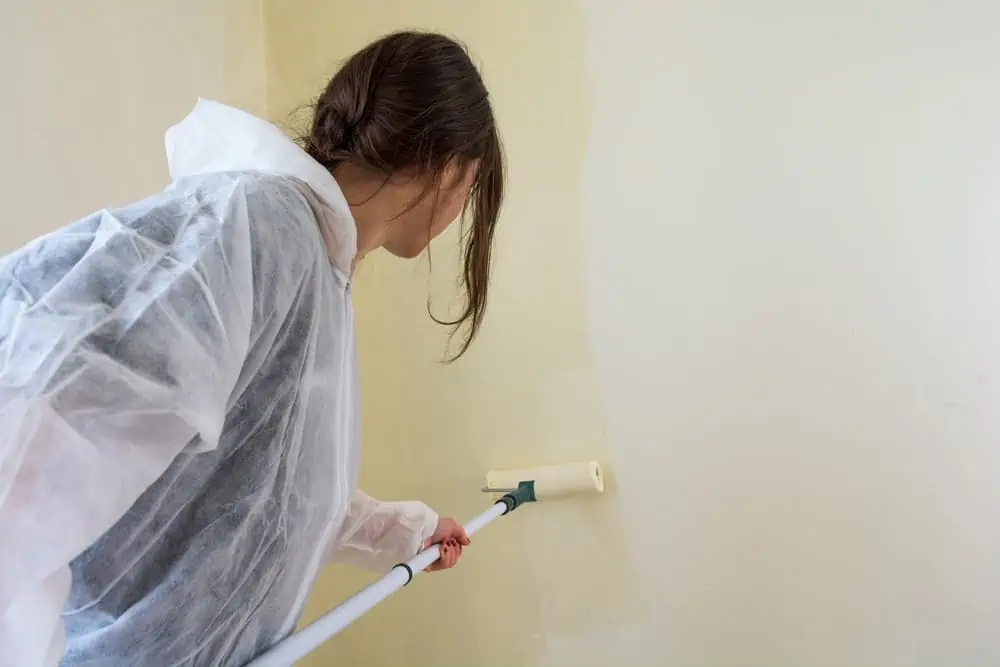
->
xmin=579 ymin=3 xmax=1000 ymax=666
xmin=0 ymin=0 xmax=266 ymax=253
xmin=287 ymin=1 xmax=1000 ymax=665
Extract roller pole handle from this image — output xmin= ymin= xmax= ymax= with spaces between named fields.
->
xmin=243 ymin=499 xmax=515 ymax=667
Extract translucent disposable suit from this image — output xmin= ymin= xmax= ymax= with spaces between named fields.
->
xmin=0 ymin=100 xmax=439 ymax=667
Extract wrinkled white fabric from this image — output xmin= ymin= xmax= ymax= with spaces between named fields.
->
xmin=331 ymin=491 xmax=440 ymax=573
xmin=0 ymin=100 xmax=438 ymax=667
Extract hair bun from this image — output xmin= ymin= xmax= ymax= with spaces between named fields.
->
xmin=321 ymin=110 xmax=350 ymax=150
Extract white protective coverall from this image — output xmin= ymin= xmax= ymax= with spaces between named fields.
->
xmin=0 ymin=99 xmax=439 ymax=667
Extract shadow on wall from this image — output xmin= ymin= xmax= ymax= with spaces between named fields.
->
xmin=264 ymin=1 xmax=644 ymax=665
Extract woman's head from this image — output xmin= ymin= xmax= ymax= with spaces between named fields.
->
xmin=303 ymin=31 xmax=505 ymax=359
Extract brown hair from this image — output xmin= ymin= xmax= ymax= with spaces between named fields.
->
xmin=303 ymin=31 xmax=505 ymax=360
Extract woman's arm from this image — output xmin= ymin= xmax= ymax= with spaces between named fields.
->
xmin=328 ymin=490 xmax=440 ymax=572
xmin=329 ymin=490 xmax=471 ymax=573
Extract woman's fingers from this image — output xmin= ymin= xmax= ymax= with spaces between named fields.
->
xmin=441 ymin=545 xmax=452 ymax=569
xmin=443 ymin=541 xmax=458 ymax=568
xmin=423 ymin=538 xmax=464 ymax=572
xmin=443 ymin=540 xmax=460 ymax=568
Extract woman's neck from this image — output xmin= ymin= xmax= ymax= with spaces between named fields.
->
xmin=333 ymin=163 xmax=396 ymax=260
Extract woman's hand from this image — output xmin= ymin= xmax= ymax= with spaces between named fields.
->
xmin=423 ymin=517 xmax=470 ymax=572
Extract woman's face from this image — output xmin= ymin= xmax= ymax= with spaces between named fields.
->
xmin=382 ymin=162 xmax=477 ymax=259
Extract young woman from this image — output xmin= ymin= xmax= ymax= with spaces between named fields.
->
xmin=0 ymin=31 xmax=504 ymax=666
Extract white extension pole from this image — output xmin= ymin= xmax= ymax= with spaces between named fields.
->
xmin=243 ymin=500 xmax=509 ymax=667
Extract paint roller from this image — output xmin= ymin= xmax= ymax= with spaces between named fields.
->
xmin=243 ymin=460 xmax=604 ymax=666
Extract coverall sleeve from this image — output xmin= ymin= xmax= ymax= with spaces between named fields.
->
xmin=0 ymin=189 xmax=255 ymax=665
xmin=328 ymin=490 xmax=440 ymax=573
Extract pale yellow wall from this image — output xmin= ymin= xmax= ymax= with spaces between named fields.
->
xmin=0 ymin=0 xmax=266 ymax=252
xmin=272 ymin=1 xmax=1000 ymax=666
xmin=578 ymin=3 xmax=1000 ymax=665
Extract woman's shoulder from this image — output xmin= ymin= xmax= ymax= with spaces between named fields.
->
xmin=222 ymin=171 xmax=355 ymax=278
xmin=176 ymin=171 xmax=324 ymax=244
xmin=163 ymin=171 xmax=332 ymax=276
